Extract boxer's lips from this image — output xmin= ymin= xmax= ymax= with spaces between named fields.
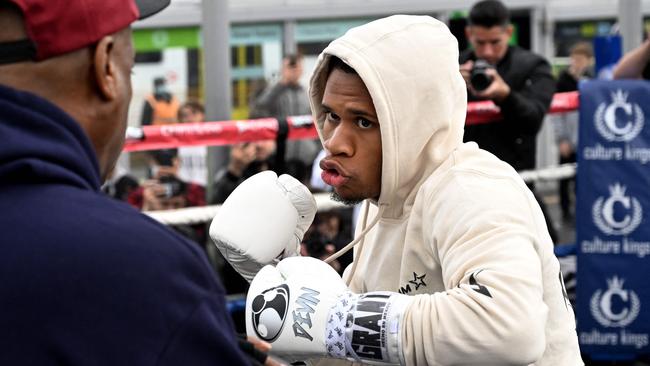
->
xmin=320 ymin=160 xmax=350 ymax=188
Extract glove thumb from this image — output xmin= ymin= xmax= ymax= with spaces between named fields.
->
xmin=277 ymin=257 xmax=347 ymax=292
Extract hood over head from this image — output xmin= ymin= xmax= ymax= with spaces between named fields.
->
xmin=309 ymin=15 xmax=466 ymax=218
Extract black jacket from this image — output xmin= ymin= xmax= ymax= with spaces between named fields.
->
xmin=460 ymin=46 xmax=556 ymax=171
xmin=0 ymin=84 xmax=249 ymax=365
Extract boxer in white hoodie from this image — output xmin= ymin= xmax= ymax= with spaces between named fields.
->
xmin=211 ymin=15 xmax=583 ymax=366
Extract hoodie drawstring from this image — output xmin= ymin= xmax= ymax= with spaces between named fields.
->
xmin=325 ymin=202 xmax=386 ymax=286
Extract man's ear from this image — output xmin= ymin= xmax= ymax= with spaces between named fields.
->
xmin=92 ymin=35 xmax=117 ymax=101
xmin=505 ymin=24 xmax=514 ymax=39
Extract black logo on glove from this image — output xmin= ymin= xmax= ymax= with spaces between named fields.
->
xmin=251 ymin=284 xmax=290 ymax=342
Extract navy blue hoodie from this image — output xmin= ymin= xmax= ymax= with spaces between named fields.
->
xmin=0 ymin=84 xmax=249 ymax=365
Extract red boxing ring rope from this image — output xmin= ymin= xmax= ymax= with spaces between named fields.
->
xmin=124 ymin=91 xmax=579 ymax=152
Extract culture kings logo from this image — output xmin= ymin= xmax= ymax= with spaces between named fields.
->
xmin=591 ymin=276 xmax=641 ymax=328
xmin=595 ymin=90 xmax=644 ymax=142
xmin=592 ymin=183 xmax=642 ymax=236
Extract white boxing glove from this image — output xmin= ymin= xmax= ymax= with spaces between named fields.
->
xmin=246 ymin=257 xmax=413 ymax=365
xmin=210 ymin=171 xmax=316 ymax=282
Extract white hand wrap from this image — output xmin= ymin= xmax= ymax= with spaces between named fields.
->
xmin=326 ymin=292 xmax=412 ymax=365
xmin=209 ymin=171 xmax=316 ymax=281
xmin=246 ymin=257 xmax=412 ymax=365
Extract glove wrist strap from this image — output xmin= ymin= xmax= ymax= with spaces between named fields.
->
xmin=326 ymin=291 xmax=412 ymax=365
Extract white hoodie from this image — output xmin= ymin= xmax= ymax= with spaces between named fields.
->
xmin=308 ymin=15 xmax=582 ymax=365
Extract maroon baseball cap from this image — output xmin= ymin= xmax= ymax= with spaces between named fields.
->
xmin=0 ymin=0 xmax=170 ymax=64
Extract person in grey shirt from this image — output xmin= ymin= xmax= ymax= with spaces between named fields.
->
xmin=252 ymin=54 xmax=321 ymax=183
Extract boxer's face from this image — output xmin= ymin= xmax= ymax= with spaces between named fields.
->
xmin=320 ymin=68 xmax=382 ymax=204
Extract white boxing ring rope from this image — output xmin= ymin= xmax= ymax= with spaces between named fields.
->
xmin=145 ymin=163 xmax=578 ymax=227
xmin=145 ymin=190 xmax=349 ymax=226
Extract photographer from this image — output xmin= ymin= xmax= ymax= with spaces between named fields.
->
xmin=129 ymin=149 xmax=205 ymax=210
xmin=459 ymin=0 xmax=558 ymax=241
xmin=210 ymin=140 xmax=279 ymax=204
xmin=140 ymin=175 xmax=190 ymax=211
xmin=129 ymin=149 xmax=207 ymax=242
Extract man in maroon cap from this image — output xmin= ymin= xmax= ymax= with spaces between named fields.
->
xmin=0 ymin=1 xmax=254 ymax=364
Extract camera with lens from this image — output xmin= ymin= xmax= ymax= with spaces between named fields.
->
xmin=158 ymin=175 xmax=186 ymax=199
xmin=470 ymin=59 xmax=494 ymax=91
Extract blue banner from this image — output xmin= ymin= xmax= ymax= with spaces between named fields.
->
xmin=576 ymin=80 xmax=650 ymax=359
xmin=593 ymin=36 xmax=622 ymax=80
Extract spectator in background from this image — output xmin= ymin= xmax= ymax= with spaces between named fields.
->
xmin=210 ymin=140 xmax=280 ymax=204
xmin=102 ymin=169 xmax=139 ymax=202
xmin=248 ymin=78 xmax=268 ymax=108
xmin=141 ymin=76 xmax=179 ymax=126
xmin=128 ymin=149 xmax=207 ymax=244
xmin=613 ymin=33 xmax=650 ymax=80
xmin=557 ymin=41 xmax=594 ymax=91
xmin=130 ymin=149 xmax=206 ymax=211
xmin=251 ymin=54 xmax=320 ymax=183
xmin=554 ymin=41 xmax=594 ymax=223
xmin=177 ymin=100 xmax=208 ymax=187
xmin=207 ymin=75 xmax=289 ymax=205
xmin=301 ymin=230 xmax=341 ymax=273
xmin=301 ymin=210 xmax=355 ymax=274
xmin=459 ymin=0 xmax=559 ymax=242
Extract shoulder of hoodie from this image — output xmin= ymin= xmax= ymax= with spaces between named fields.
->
xmin=3 ymin=183 xmax=218 ymax=291
xmin=417 ymin=148 xmax=534 ymax=214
